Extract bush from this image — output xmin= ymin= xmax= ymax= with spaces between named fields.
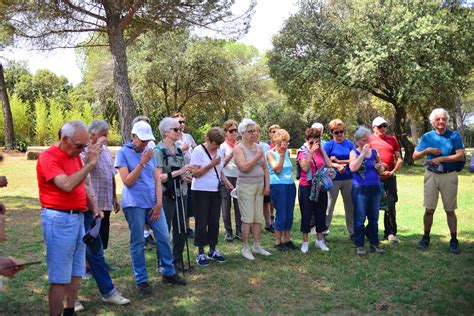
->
xmin=34 ymin=98 xmax=48 ymax=145
xmin=14 ymin=139 xmax=28 ymax=152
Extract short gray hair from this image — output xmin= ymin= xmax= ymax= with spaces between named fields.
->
xmin=238 ymin=118 xmax=256 ymax=135
xmin=159 ymin=117 xmax=179 ymax=139
xmin=132 ymin=115 xmax=150 ymax=125
xmin=311 ymin=122 xmax=324 ymax=134
xmin=60 ymin=121 xmax=87 ymax=140
xmin=88 ymin=120 xmax=109 ymax=134
xmin=353 ymin=126 xmax=372 ymax=143
xmin=429 ymin=108 xmax=450 ymax=126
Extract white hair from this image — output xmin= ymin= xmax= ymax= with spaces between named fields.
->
xmin=60 ymin=121 xmax=87 ymax=139
xmin=353 ymin=126 xmax=371 ymax=143
xmin=311 ymin=122 xmax=324 ymax=134
xmin=88 ymin=120 xmax=109 ymax=134
xmin=238 ymin=118 xmax=257 ymax=135
xmin=132 ymin=115 xmax=150 ymax=125
xmin=429 ymin=108 xmax=450 ymax=126
xmin=158 ymin=117 xmax=179 ymax=139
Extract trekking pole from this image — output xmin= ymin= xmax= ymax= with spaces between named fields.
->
xmin=178 ymin=179 xmax=192 ymax=272
xmin=173 ymin=178 xmax=186 ymax=277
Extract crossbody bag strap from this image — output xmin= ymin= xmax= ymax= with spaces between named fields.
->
xmin=201 ymin=144 xmax=221 ymax=182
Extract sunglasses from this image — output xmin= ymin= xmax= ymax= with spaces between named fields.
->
xmin=308 ymin=139 xmax=320 ymax=145
xmin=377 ymin=124 xmax=388 ymax=128
xmin=169 ymin=127 xmax=181 ymax=133
xmin=74 ymin=143 xmax=89 ymax=149
xmin=228 ymin=128 xmax=238 ymax=133
xmin=178 ymin=120 xmax=186 ymax=124
xmin=332 ymin=130 xmax=344 ymax=135
xmin=67 ymin=137 xmax=89 ymax=149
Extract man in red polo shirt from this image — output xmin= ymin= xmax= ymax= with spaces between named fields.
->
xmin=37 ymin=121 xmax=102 ymax=316
xmin=369 ymin=117 xmax=403 ymax=244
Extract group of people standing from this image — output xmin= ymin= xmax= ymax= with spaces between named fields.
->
xmin=32 ymin=107 xmax=465 ymax=314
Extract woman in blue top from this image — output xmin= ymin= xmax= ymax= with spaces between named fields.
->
xmin=349 ymin=126 xmax=384 ymax=256
xmin=266 ymin=129 xmax=297 ymax=251
xmin=115 ymin=121 xmax=185 ymax=295
xmin=324 ymin=119 xmax=355 ymax=240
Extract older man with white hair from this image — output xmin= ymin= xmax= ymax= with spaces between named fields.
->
xmin=413 ymin=108 xmax=465 ymax=254
xmin=37 ymin=121 xmax=103 ymax=315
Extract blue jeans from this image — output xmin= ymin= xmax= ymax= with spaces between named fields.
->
xmin=83 ymin=211 xmax=116 ymax=297
xmin=271 ymin=183 xmax=296 ymax=231
xmin=123 ymin=207 xmax=175 ymax=284
xmin=352 ymin=185 xmax=381 ymax=247
xmin=41 ymin=208 xmax=85 ymax=284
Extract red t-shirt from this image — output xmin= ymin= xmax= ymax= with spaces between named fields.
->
xmin=369 ymin=134 xmax=401 ymax=172
xmin=37 ymin=145 xmax=87 ymax=211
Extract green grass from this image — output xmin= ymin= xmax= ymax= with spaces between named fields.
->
xmin=0 ymin=154 xmax=473 ymax=314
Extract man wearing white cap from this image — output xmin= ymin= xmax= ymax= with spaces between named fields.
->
xmin=369 ymin=116 xmax=402 ymax=244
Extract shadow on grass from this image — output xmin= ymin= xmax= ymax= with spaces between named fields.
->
xmin=0 ymin=197 xmax=473 ymax=314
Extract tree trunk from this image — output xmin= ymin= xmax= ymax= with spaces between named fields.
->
xmin=392 ymin=102 xmax=414 ymax=165
xmin=410 ymin=123 xmax=418 ymax=146
xmin=0 ymin=63 xmax=15 ymax=150
xmin=107 ymin=31 xmax=136 ymax=143
xmin=454 ymin=95 xmax=464 ymax=136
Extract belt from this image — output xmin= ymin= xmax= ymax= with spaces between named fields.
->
xmin=47 ymin=208 xmax=81 ymax=214
xmin=429 ymin=170 xmax=456 ymax=174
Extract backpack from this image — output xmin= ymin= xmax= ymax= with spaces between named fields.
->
xmin=448 ymin=132 xmax=466 ymax=172
xmin=161 ymin=146 xmax=183 ymax=166
xmin=161 ymin=146 xmax=184 ymax=198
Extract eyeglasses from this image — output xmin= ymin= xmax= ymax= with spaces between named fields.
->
xmin=435 ymin=117 xmax=447 ymax=122
xmin=228 ymin=128 xmax=238 ymax=133
xmin=377 ymin=124 xmax=387 ymax=129
xmin=332 ymin=130 xmax=345 ymax=135
xmin=178 ymin=121 xmax=186 ymax=124
xmin=74 ymin=143 xmax=89 ymax=149
xmin=169 ymin=127 xmax=181 ymax=133
xmin=246 ymin=129 xmax=257 ymax=134
xmin=67 ymin=137 xmax=89 ymax=149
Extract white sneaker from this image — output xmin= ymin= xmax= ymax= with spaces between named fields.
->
xmin=74 ymin=300 xmax=84 ymax=312
xmin=102 ymin=292 xmax=131 ymax=305
xmin=241 ymin=247 xmax=255 ymax=260
xmin=301 ymin=242 xmax=309 ymax=253
xmin=252 ymin=246 xmax=271 ymax=256
xmin=315 ymin=239 xmax=330 ymax=251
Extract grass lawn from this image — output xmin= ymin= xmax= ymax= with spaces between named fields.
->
xmin=0 ymin=153 xmax=473 ymax=315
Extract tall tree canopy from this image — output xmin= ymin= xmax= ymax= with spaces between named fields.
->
xmin=2 ymin=0 xmax=255 ymax=141
xmin=268 ymin=0 xmax=473 ymax=164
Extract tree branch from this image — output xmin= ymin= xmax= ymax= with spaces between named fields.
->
xmin=117 ymin=0 xmax=146 ymax=32
xmin=61 ymin=0 xmax=107 ymax=22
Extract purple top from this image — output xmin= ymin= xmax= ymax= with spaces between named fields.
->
xmin=351 ymin=149 xmax=380 ymax=187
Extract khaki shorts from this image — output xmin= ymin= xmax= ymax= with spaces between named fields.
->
xmin=423 ymin=170 xmax=458 ymax=212
xmin=237 ymin=183 xmax=265 ymax=225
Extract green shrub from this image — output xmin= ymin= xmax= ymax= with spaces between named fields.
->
xmin=34 ymin=98 xmax=48 ymax=145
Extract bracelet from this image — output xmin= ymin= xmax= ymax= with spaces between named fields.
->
xmin=139 ymin=162 xmax=146 ymax=168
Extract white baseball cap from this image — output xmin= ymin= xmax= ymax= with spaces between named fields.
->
xmin=131 ymin=121 xmax=155 ymax=141
xmin=372 ymin=117 xmax=387 ymax=127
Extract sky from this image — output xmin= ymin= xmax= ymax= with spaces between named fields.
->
xmin=0 ymin=0 xmax=299 ymax=85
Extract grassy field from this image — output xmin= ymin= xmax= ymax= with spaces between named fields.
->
xmin=0 ymin=153 xmax=473 ymax=315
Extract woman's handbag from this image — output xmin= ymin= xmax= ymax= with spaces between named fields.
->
xmin=310 ymin=167 xmax=336 ymax=202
